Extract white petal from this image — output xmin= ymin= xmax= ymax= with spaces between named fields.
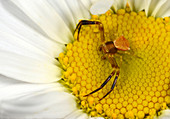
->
xmin=128 ymin=0 xmax=145 ymax=12
xmin=65 ymin=110 xmax=89 ymax=119
xmin=144 ymin=0 xmax=152 ymax=16
xmin=80 ymin=0 xmax=100 ymax=9
xmin=80 ymin=0 xmax=101 ymax=13
xmin=0 ymin=50 xmax=62 ymax=83
xmin=150 ymin=0 xmax=167 ymax=17
xmin=0 ymin=2 xmax=65 ymax=58
xmin=65 ymin=0 xmax=91 ymax=23
xmin=154 ymin=109 xmax=170 ymax=119
xmin=91 ymin=0 xmax=101 ymax=4
xmin=11 ymin=0 xmax=73 ymax=44
xmin=144 ymin=0 xmax=169 ymax=17
xmin=154 ymin=0 xmax=170 ymax=17
xmin=90 ymin=0 xmax=114 ymax=15
xmin=0 ymin=75 xmax=22 ymax=89
xmin=0 ymin=26 xmax=63 ymax=64
xmin=80 ymin=0 xmax=91 ymax=9
xmin=112 ymin=0 xmax=127 ymax=12
xmin=0 ymin=83 xmax=77 ymax=118
xmin=47 ymin=0 xmax=91 ymax=29
xmin=46 ymin=0 xmax=76 ymax=31
xmin=90 ymin=117 xmax=105 ymax=119
xmin=0 ymin=2 xmax=67 ymax=83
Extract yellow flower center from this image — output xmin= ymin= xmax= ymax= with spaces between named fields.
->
xmin=59 ymin=9 xmax=170 ymax=119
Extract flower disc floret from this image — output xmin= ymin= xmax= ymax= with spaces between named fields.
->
xmin=59 ymin=9 xmax=169 ymax=119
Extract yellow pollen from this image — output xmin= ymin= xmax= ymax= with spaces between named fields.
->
xmin=59 ymin=8 xmax=169 ymax=119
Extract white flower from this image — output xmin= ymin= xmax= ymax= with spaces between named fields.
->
xmin=0 ymin=0 xmax=169 ymax=119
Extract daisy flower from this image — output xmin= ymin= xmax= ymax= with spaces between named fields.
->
xmin=0 ymin=0 xmax=169 ymax=119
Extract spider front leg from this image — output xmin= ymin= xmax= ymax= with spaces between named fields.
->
xmin=99 ymin=67 xmax=120 ymax=101
xmin=74 ymin=20 xmax=105 ymax=42
xmin=97 ymin=56 xmax=120 ymax=100
xmin=117 ymin=49 xmax=142 ymax=60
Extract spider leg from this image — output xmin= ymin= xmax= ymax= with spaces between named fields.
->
xmin=74 ymin=20 xmax=105 ymax=42
xmin=84 ymin=69 xmax=116 ymax=97
xmin=117 ymin=50 xmax=142 ymax=60
xmin=99 ymin=68 xmax=120 ymax=101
